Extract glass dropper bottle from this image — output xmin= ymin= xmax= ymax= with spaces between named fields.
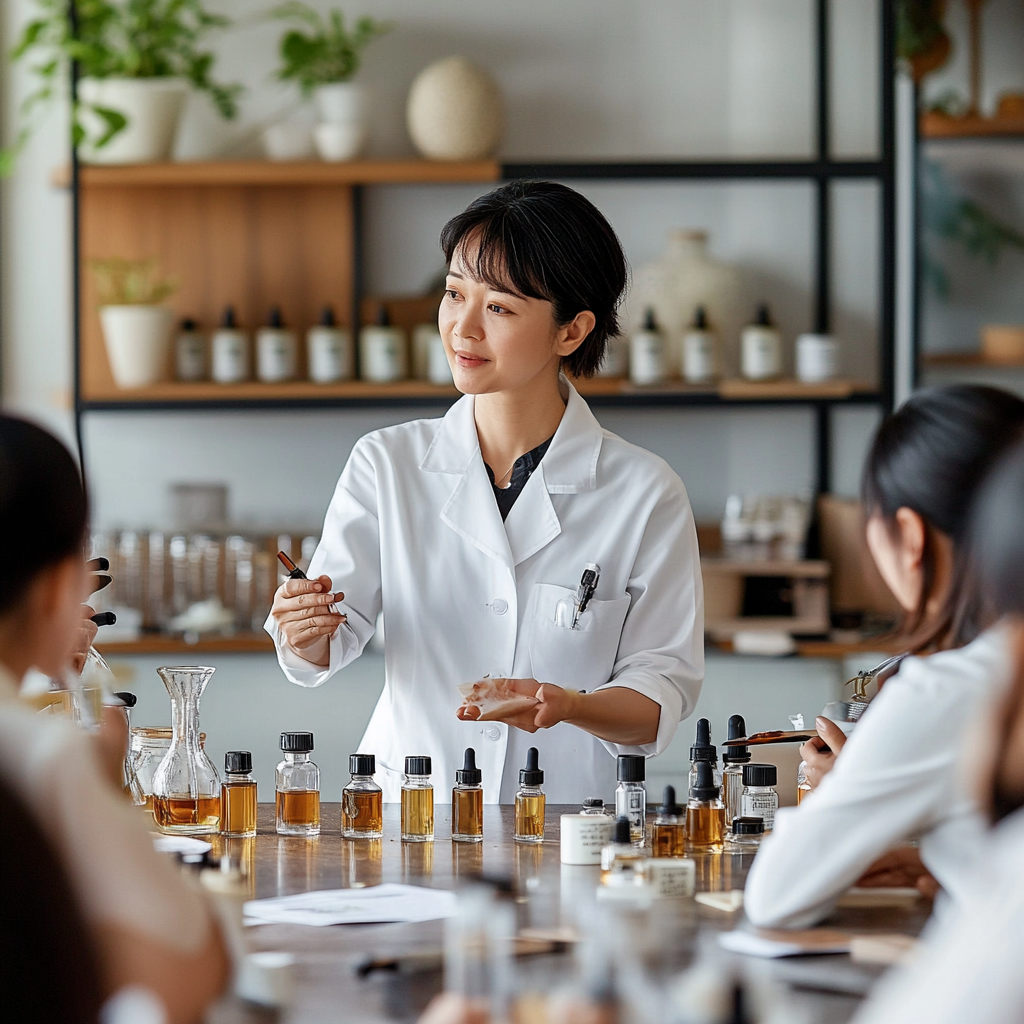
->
xmin=514 ymin=747 xmax=545 ymax=843
xmin=451 ymin=747 xmax=483 ymax=843
xmin=686 ymin=760 xmax=726 ymax=853
xmin=722 ymin=714 xmax=751 ymax=827
xmin=652 ymin=785 xmax=685 ymax=857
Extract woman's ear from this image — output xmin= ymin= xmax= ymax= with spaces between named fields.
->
xmin=894 ymin=506 xmax=927 ymax=570
xmin=555 ymin=310 xmax=596 ymax=357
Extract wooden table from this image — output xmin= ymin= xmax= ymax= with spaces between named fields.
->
xmin=206 ymin=804 xmax=931 ymax=1024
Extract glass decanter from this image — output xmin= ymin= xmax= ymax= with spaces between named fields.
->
xmin=151 ymin=666 xmax=221 ymax=834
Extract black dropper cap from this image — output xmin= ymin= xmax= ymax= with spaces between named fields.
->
xmin=753 ymin=303 xmax=772 ymax=327
xmin=221 ymin=305 xmax=237 ymax=328
xmin=320 ymin=305 xmax=336 ymax=326
xmin=692 ymin=306 xmax=708 ymax=330
xmin=612 ymin=815 xmax=631 ymax=844
xmin=617 ymin=754 xmax=645 ymax=782
xmin=181 ymin=317 xmax=198 ymax=331
xmin=731 ymin=816 xmax=765 ymax=836
xmin=225 ymin=750 xmax=252 ymax=773
xmin=722 ymin=714 xmax=750 ymax=764
xmin=349 ymin=753 xmax=375 ymax=775
xmin=643 ymin=308 xmax=658 ymax=331
xmin=268 ymin=306 xmax=284 ymax=328
xmin=405 ymin=755 xmax=431 ymax=775
xmin=374 ymin=304 xmax=390 ymax=327
xmin=456 ymin=747 xmax=482 ymax=785
xmin=742 ymin=763 xmax=777 ymax=788
xmin=280 ymin=731 xmax=313 ymax=752
xmin=659 ymin=785 xmax=682 ymax=816
xmin=519 ymin=746 xmax=543 ymax=786
xmin=691 ymin=760 xmax=720 ymax=802
xmin=690 ymin=718 xmax=717 ymax=764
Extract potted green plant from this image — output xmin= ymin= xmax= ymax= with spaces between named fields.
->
xmin=272 ymin=2 xmax=390 ymax=161
xmin=92 ymin=258 xmax=178 ymax=387
xmin=5 ymin=0 xmax=241 ymax=170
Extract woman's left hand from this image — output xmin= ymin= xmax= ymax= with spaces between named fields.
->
xmin=456 ymin=679 xmax=580 ymax=733
xmin=798 ymin=716 xmax=849 ymax=789
xmin=72 ymin=604 xmax=99 ymax=675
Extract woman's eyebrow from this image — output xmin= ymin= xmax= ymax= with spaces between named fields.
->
xmin=446 ymin=268 xmax=526 ymax=300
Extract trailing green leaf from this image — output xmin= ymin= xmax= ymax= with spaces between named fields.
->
xmin=90 ymin=256 xmax=178 ymax=305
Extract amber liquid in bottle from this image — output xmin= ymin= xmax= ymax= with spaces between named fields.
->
xmin=221 ymin=781 xmax=257 ymax=837
xmin=652 ymin=822 xmax=686 ymax=858
xmin=343 ymin=789 xmax=383 ymax=837
xmin=452 ymin=788 xmax=484 ymax=842
xmin=401 ymin=786 xmax=434 ymax=841
xmin=685 ymin=805 xmax=726 ymax=852
xmin=153 ymin=795 xmax=220 ymax=830
xmin=276 ymin=790 xmax=321 ymax=829
xmin=515 ymin=793 xmax=546 ymax=842
xmin=797 ymin=782 xmax=812 ymax=804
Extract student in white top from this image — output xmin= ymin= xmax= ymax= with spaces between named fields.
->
xmin=0 ymin=415 xmax=228 ymax=1023
xmin=856 ymin=437 xmax=1024 ymax=1024
xmin=745 ymin=385 xmax=1024 ymax=929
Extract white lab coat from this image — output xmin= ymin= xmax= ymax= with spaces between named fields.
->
xmin=267 ymin=378 xmax=704 ymax=803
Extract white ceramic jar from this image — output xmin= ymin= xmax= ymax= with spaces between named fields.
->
xmin=795 ymin=333 xmax=839 ymax=383
xmin=175 ymin=318 xmax=206 ymax=381
xmin=412 ymin=323 xmax=437 ymax=380
xmin=211 ymin=307 xmax=250 ymax=384
xmin=740 ymin=305 xmax=782 ymax=380
xmin=307 ymin=308 xmax=352 ymax=383
xmin=360 ymin=308 xmax=407 ymax=383
xmin=560 ymin=813 xmax=615 ymax=865
xmin=256 ymin=309 xmax=298 ymax=383
xmin=427 ymin=332 xmax=454 ymax=385
xmin=630 ymin=310 xmax=667 ymax=386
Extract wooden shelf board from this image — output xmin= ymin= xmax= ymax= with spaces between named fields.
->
xmin=701 ymin=558 xmax=830 ymax=577
xmin=718 ymin=377 xmax=871 ymax=400
xmin=920 ymin=111 xmax=1024 ymax=139
xmin=96 ymin=632 xmax=275 ymax=655
xmin=922 ymin=352 xmax=1024 ymax=368
xmin=712 ymin=637 xmax=900 ymax=658
xmin=61 ymin=159 xmax=501 ymax=189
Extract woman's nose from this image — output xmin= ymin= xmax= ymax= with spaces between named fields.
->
xmin=455 ymin=305 xmax=484 ymax=342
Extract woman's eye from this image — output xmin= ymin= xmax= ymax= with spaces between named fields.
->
xmin=445 ymin=288 xmax=460 ymax=300
xmin=488 ymin=303 xmax=509 ymax=314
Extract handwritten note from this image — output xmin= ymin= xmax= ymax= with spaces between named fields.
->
xmin=244 ymin=883 xmax=458 ymax=927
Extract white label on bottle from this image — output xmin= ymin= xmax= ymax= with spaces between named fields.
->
xmin=560 ymin=814 xmax=615 ymax=864
xmin=212 ymin=333 xmax=249 ymax=383
xmin=630 ymin=332 xmax=666 ymax=385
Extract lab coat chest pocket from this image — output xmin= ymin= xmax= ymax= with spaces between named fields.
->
xmin=528 ymin=583 xmax=630 ymax=690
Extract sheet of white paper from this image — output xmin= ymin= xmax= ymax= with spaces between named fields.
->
xmin=153 ymin=835 xmax=213 ymax=856
xmin=718 ymin=930 xmax=850 ymax=959
xmin=243 ymin=884 xmax=458 ymax=927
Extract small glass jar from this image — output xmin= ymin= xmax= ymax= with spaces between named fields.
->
xmin=600 ymin=816 xmax=649 ymax=886
xmin=342 ymin=753 xmax=383 ymax=839
xmin=221 ymin=750 xmax=257 ymax=838
xmin=580 ymin=797 xmax=611 ymax=817
xmin=276 ymin=731 xmax=320 ymax=837
xmin=401 ymin=756 xmax=434 ymax=842
xmin=514 ymin=747 xmax=545 ymax=843
xmin=451 ymin=747 xmax=483 ymax=843
xmin=727 ymin=815 xmax=765 ymax=848
xmin=741 ymin=763 xmax=779 ymax=832
xmin=615 ymin=754 xmax=647 ymax=844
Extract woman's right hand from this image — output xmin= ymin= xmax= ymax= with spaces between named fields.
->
xmin=798 ymin=716 xmax=849 ymax=790
xmin=271 ymin=575 xmax=346 ymax=666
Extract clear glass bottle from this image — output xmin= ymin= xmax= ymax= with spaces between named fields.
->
xmin=615 ymin=753 xmax=647 ymax=844
xmin=722 ymin=713 xmax=751 ymax=827
xmin=151 ymin=666 xmax=221 ymax=834
xmin=791 ymin=713 xmax=812 ymax=803
xmin=220 ymin=750 xmax=257 ymax=837
xmin=342 ymin=753 xmax=383 ymax=839
xmin=600 ymin=815 xmax=649 ymax=886
xmin=452 ymin=747 xmax=483 ymax=843
xmin=727 ymin=815 xmax=765 ymax=848
xmin=688 ymin=717 xmax=723 ymax=793
xmin=514 ymin=747 xmax=545 ymax=843
xmin=580 ymin=798 xmax=611 ymax=816
xmin=685 ymin=761 xmax=726 ymax=853
xmin=740 ymin=763 xmax=779 ymax=832
xmin=276 ymin=731 xmax=320 ymax=837
xmin=651 ymin=785 xmax=685 ymax=858
xmin=401 ymin=756 xmax=434 ymax=842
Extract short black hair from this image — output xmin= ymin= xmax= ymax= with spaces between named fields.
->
xmin=440 ymin=181 xmax=627 ymax=378
xmin=0 ymin=416 xmax=89 ymax=616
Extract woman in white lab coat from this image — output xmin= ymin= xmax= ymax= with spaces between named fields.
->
xmin=267 ymin=182 xmax=704 ymax=803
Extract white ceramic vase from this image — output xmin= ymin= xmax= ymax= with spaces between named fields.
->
xmin=262 ymin=123 xmax=316 ymax=161
xmin=628 ymin=231 xmax=745 ymax=377
xmin=78 ymin=78 xmax=189 ymax=164
xmin=313 ymin=83 xmax=366 ymax=161
xmin=100 ymin=306 xmax=175 ymax=388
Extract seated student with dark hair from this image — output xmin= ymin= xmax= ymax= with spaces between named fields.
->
xmin=0 ymin=414 xmax=228 ymax=1023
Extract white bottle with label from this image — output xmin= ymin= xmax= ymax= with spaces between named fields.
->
xmin=360 ymin=306 xmax=407 ymax=383
xmin=211 ymin=307 xmax=250 ymax=384
xmin=175 ymin=318 xmax=206 ymax=381
xmin=412 ymin=323 xmax=437 ymax=381
xmin=427 ymin=331 xmax=454 ymax=385
xmin=629 ymin=309 xmax=667 ymax=386
xmin=307 ymin=306 xmax=352 ymax=383
xmin=681 ymin=306 xmax=717 ymax=383
xmin=795 ymin=332 xmax=839 ymax=383
xmin=256 ymin=307 xmax=298 ymax=383
xmin=741 ymin=304 xmax=782 ymax=380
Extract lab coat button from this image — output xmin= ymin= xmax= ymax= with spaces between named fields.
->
xmin=490 ymin=599 xmax=508 ymax=615
xmin=484 ymin=726 xmax=501 ymax=741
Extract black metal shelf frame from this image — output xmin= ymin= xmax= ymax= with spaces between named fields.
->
xmin=72 ymin=0 xmax=897 ymax=499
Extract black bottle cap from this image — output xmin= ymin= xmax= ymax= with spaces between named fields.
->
xmin=268 ymin=306 xmax=283 ymax=328
xmin=617 ymin=754 xmax=645 ymax=782
xmin=320 ymin=305 xmax=336 ymax=326
xmin=221 ymin=305 xmax=237 ymax=328
xmin=731 ymin=816 xmax=765 ymax=836
xmin=456 ymin=747 xmax=482 ymax=785
xmin=743 ymin=763 xmax=778 ymax=788
xmin=660 ymin=785 xmax=682 ymax=816
xmin=181 ymin=317 xmax=198 ymax=331
xmin=349 ymin=753 xmax=375 ymax=775
xmin=693 ymin=306 xmax=708 ymax=330
xmin=690 ymin=718 xmax=717 ymax=764
xmin=374 ymin=304 xmax=390 ymax=326
xmin=582 ymin=798 xmax=604 ymax=809
xmin=754 ymin=303 xmax=772 ymax=326
xmin=519 ymin=746 xmax=543 ymax=786
xmin=112 ymin=690 xmax=137 ymax=708
xmin=612 ymin=815 xmax=631 ymax=844
xmin=691 ymin=760 xmax=720 ymax=801
xmin=280 ymin=731 xmax=313 ymax=752
xmin=723 ymin=714 xmax=750 ymax=764
xmin=225 ymin=750 xmax=252 ymax=773
xmin=643 ymin=307 xmax=657 ymax=331
xmin=405 ymin=755 xmax=431 ymax=776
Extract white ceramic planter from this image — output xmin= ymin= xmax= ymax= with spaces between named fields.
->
xmin=78 ymin=78 xmax=189 ymax=164
xmin=100 ymin=306 xmax=175 ymax=388
xmin=314 ymin=82 xmax=364 ymax=124
xmin=314 ymin=123 xmax=365 ymax=161
xmin=262 ymin=122 xmax=316 ymax=161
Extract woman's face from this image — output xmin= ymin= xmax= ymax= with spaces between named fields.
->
xmin=865 ymin=509 xmax=926 ymax=612
xmin=439 ymin=238 xmax=593 ymax=396
xmin=33 ymin=554 xmax=89 ymax=678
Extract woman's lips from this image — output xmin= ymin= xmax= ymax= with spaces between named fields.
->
xmin=455 ymin=351 xmax=488 ymax=368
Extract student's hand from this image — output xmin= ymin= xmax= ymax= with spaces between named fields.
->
xmin=455 ymin=679 xmax=582 ymax=733
xmin=798 ymin=717 xmax=849 ymax=789
xmin=271 ymin=576 xmax=347 ymax=664
xmin=71 ymin=604 xmax=100 ymax=674
xmin=856 ymin=846 xmax=941 ymax=899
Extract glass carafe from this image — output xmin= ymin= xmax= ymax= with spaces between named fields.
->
xmin=151 ymin=666 xmax=220 ymax=834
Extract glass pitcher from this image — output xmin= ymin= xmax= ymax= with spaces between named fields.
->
xmin=151 ymin=666 xmax=220 ymax=834
xmin=125 ymin=726 xmax=207 ymax=813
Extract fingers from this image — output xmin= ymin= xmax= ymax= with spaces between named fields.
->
xmin=815 ymin=717 xmax=847 ymax=753
xmin=507 ymin=678 xmax=541 ymax=697
xmin=457 ymin=705 xmax=482 ymax=721
xmin=917 ymin=874 xmax=941 ymax=899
